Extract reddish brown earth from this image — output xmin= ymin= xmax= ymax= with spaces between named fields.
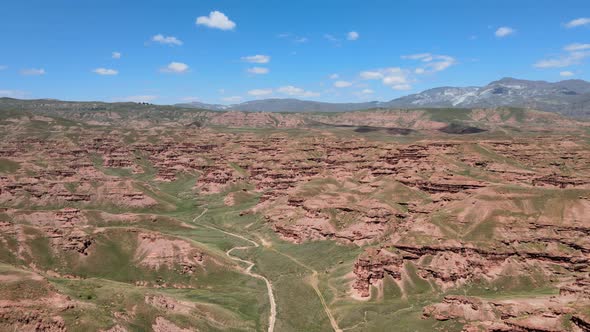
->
xmin=0 ymin=107 xmax=589 ymax=331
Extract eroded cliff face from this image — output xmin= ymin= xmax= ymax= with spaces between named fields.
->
xmin=423 ymin=289 xmax=590 ymax=332
xmin=0 ymin=268 xmax=75 ymax=332
xmin=352 ymin=248 xmax=403 ymax=297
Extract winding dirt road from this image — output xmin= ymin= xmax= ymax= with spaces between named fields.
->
xmin=192 ymin=210 xmax=276 ymax=332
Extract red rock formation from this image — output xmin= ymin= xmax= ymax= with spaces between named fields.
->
xmin=352 ymin=248 xmax=403 ymax=297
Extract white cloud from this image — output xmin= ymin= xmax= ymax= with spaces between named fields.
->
xmin=383 ymin=75 xmax=407 ymax=85
xmin=247 ymin=67 xmax=269 ymax=74
xmin=181 ymin=96 xmax=201 ymax=102
xmin=347 ymin=31 xmax=359 ymax=41
xmin=0 ymin=90 xmax=27 ymax=98
xmin=534 ymin=52 xmax=589 ymax=68
xmin=112 ymin=52 xmax=121 ymax=59
xmin=360 ymin=89 xmax=374 ymax=94
xmin=196 ymin=11 xmax=236 ymax=30
xmin=564 ymin=43 xmax=590 ymax=52
xmin=426 ymin=55 xmax=456 ymax=71
xmin=21 ymin=68 xmax=46 ymax=76
xmin=361 ymin=54 xmax=455 ymax=92
xmin=324 ymin=34 xmax=339 ymax=42
xmin=152 ymin=34 xmax=183 ymax=46
xmin=534 ymin=43 xmax=590 ymax=68
xmin=560 ymin=71 xmax=574 ymax=77
xmin=401 ymin=53 xmax=456 ymax=73
xmin=495 ymin=26 xmax=515 ymax=37
xmin=294 ymin=37 xmax=308 ymax=43
xmin=241 ymin=55 xmax=270 ymax=63
xmin=391 ymin=84 xmax=412 ymax=91
xmin=360 ymin=71 xmax=384 ymax=80
xmin=329 ymin=73 xmax=339 ymax=79
xmin=565 ymin=17 xmax=590 ymax=28
xmin=277 ymin=85 xmax=320 ymax=97
xmin=334 ymin=80 xmax=353 ymax=88
xmin=222 ymin=96 xmax=243 ymax=103
xmin=161 ymin=62 xmax=189 ymax=73
xmin=248 ymin=89 xmax=273 ymax=96
xmin=401 ymin=53 xmax=433 ymax=60
xmin=93 ymin=68 xmax=118 ymax=75
xmin=359 ymin=67 xmax=412 ymax=90
xmin=115 ymin=95 xmax=158 ymax=103
xmin=278 ymin=33 xmax=308 ymax=43
xmin=0 ymin=65 xmax=7 ymax=71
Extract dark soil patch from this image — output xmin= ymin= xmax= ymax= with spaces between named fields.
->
xmin=439 ymin=123 xmax=487 ymax=134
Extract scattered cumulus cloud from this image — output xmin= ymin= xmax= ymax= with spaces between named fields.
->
xmin=21 ymin=68 xmax=46 ymax=76
xmin=360 ymin=67 xmax=411 ymax=90
xmin=401 ymin=53 xmax=456 ymax=73
xmin=426 ymin=56 xmax=456 ymax=71
xmin=326 ymin=31 xmax=360 ymax=44
xmin=293 ymin=37 xmax=308 ymax=43
xmin=277 ymin=85 xmax=320 ymax=97
xmin=383 ymin=75 xmax=407 ymax=85
xmin=241 ymin=55 xmax=270 ymax=64
xmin=360 ymin=71 xmax=385 ymax=80
xmin=391 ymin=84 xmax=412 ymax=90
xmin=534 ymin=55 xmax=585 ymax=68
xmin=161 ymin=62 xmax=189 ymax=73
xmin=534 ymin=44 xmax=590 ymax=68
xmin=564 ymin=43 xmax=590 ymax=52
xmin=278 ymin=33 xmax=308 ymax=43
xmin=112 ymin=52 xmax=121 ymax=59
xmin=324 ymin=34 xmax=339 ymax=43
xmin=0 ymin=65 xmax=8 ymax=71
xmin=152 ymin=34 xmax=183 ymax=46
xmin=401 ymin=53 xmax=433 ymax=60
xmin=248 ymin=89 xmax=273 ymax=97
xmin=347 ymin=31 xmax=359 ymax=41
xmin=196 ymin=11 xmax=236 ymax=30
xmin=247 ymin=67 xmax=269 ymax=74
xmin=360 ymin=89 xmax=374 ymax=94
xmin=360 ymin=52 xmax=455 ymax=91
xmin=333 ymin=80 xmax=353 ymax=88
xmin=495 ymin=26 xmax=515 ymax=37
xmin=329 ymin=73 xmax=339 ymax=79
xmin=93 ymin=68 xmax=118 ymax=75
xmin=560 ymin=71 xmax=574 ymax=77
xmin=565 ymin=17 xmax=590 ymax=28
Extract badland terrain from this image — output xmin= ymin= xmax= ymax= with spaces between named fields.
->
xmin=0 ymin=97 xmax=589 ymax=331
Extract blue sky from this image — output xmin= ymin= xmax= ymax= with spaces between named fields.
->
xmin=1 ymin=0 xmax=589 ymax=104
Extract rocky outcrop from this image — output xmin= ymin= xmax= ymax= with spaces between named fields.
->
xmin=135 ymin=232 xmax=204 ymax=274
xmin=352 ymin=248 xmax=403 ymax=297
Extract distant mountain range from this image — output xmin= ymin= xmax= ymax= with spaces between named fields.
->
xmin=176 ymin=78 xmax=590 ymax=118
xmin=176 ymin=99 xmax=382 ymax=113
